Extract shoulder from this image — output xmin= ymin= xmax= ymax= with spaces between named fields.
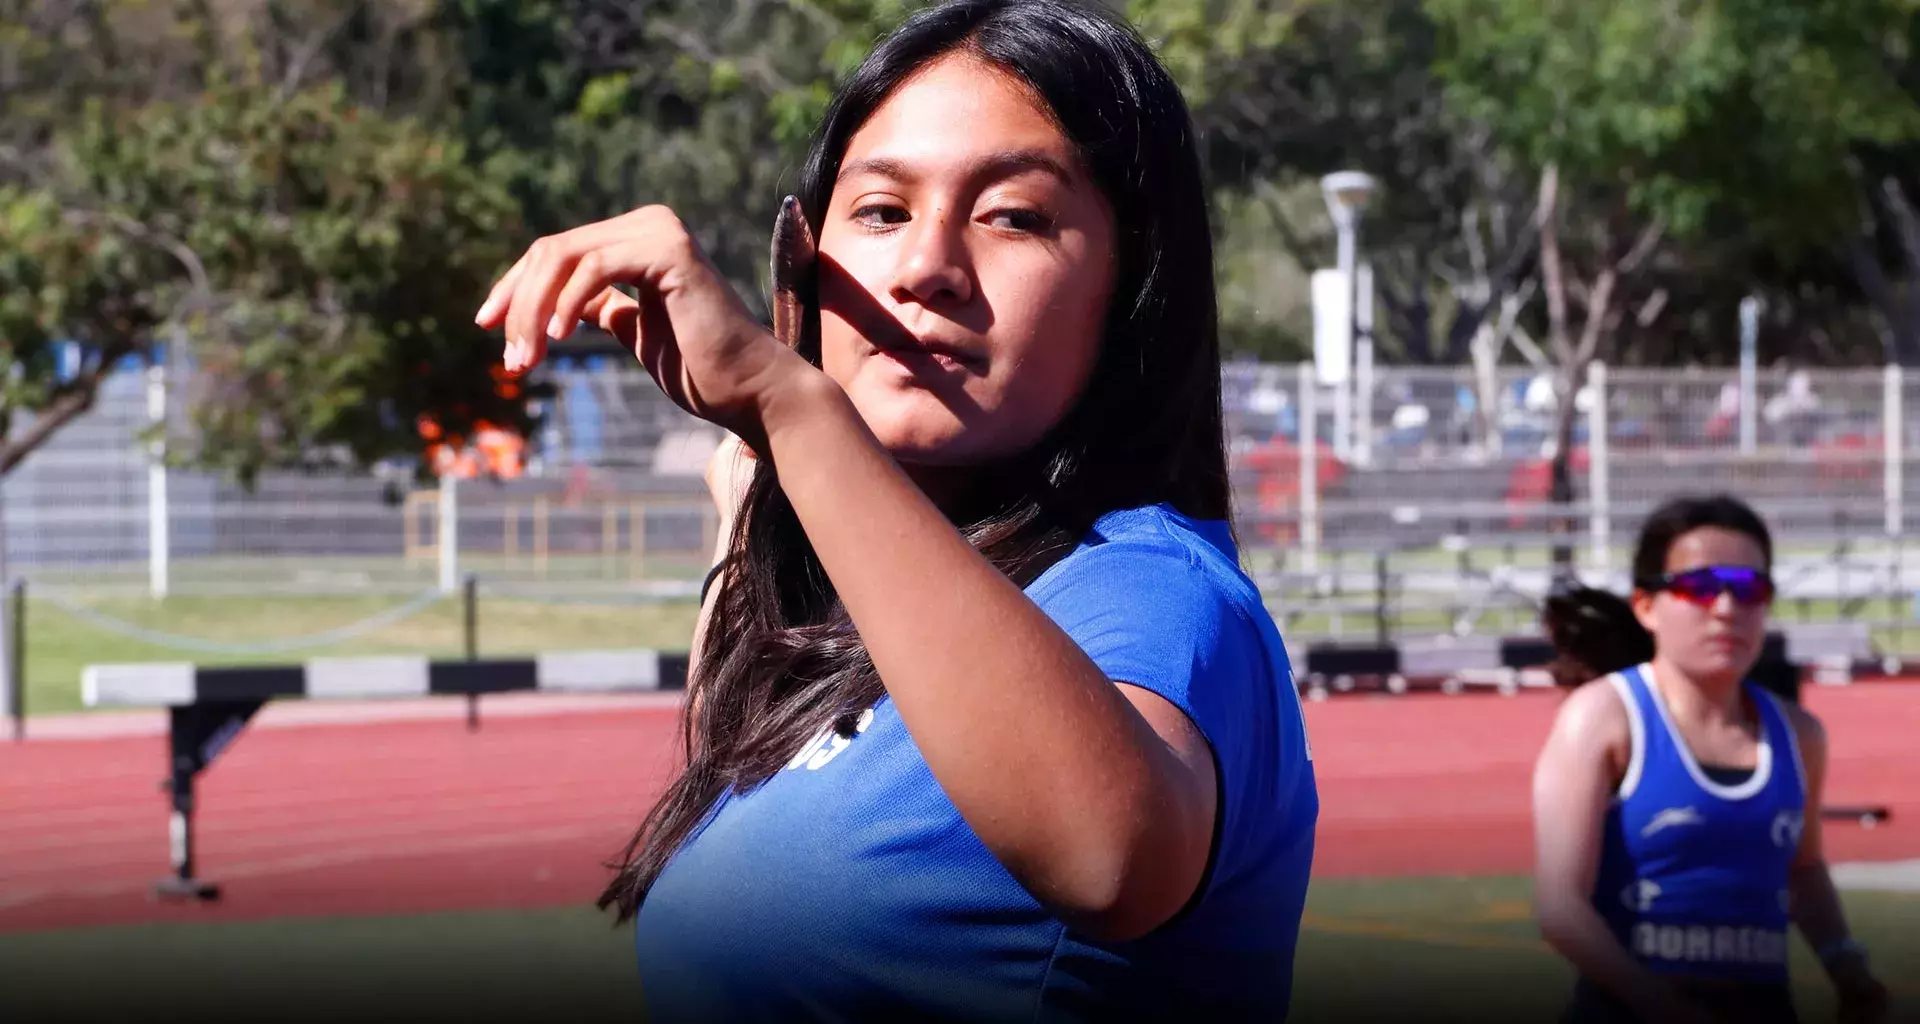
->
xmin=1026 ymin=506 xmax=1284 ymax=750
xmin=1543 ymin=673 xmax=1635 ymax=757
xmin=1027 ymin=504 xmax=1260 ymax=643
xmin=1771 ymin=696 xmax=1828 ymax=767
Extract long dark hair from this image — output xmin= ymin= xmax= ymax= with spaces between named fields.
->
xmin=598 ymin=0 xmax=1230 ymax=921
xmin=1542 ymin=493 xmax=1773 ymax=686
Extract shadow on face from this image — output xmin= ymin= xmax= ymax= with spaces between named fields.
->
xmin=813 ymin=52 xmax=1118 ymax=472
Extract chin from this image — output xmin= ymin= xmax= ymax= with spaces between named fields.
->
xmin=846 ymin=389 xmax=988 ymax=465
xmin=1687 ymin=649 xmax=1759 ymax=683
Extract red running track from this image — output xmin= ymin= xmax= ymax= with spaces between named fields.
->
xmin=2 ymin=686 xmax=1916 ymax=933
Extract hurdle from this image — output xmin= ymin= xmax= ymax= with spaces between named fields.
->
xmin=82 ymin=649 xmax=688 ymax=902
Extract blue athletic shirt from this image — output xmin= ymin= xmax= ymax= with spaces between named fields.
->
xmin=631 ymin=503 xmax=1319 ymax=1022
xmin=1589 ymin=664 xmax=1807 ymax=985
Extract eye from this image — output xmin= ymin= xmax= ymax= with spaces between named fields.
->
xmin=852 ymin=203 xmax=909 ymax=229
xmin=985 ymin=208 xmax=1052 ymax=234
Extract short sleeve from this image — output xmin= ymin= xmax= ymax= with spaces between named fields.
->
xmin=1028 ymin=540 xmax=1267 ymax=784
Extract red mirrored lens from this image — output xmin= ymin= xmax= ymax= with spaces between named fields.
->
xmin=1665 ymin=568 xmax=1773 ymax=606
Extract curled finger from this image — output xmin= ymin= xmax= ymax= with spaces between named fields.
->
xmin=475 ymin=252 xmax=531 ymax=329
xmin=504 ymin=238 xmax=584 ymax=374
xmin=550 ymin=250 xmax=630 ymax=345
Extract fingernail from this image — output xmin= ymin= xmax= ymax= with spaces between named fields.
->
xmin=546 ymin=315 xmax=566 ymax=340
xmin=475 ymin=294 xmax=501 ymax=323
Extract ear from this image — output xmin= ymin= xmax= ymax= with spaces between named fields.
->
xmin=1631 ymin=588 xmax=1659 ymax=635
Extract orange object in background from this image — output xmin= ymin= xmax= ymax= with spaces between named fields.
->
xmin=417 ymin=365 xmax=530 ymax=480
xmin=421 ymin=417 xmax=525 ymax=480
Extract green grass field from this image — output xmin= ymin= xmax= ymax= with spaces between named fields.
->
xmin=17 ymin=594 xmax=702 ymax=715
xmin=16 ymin=579 xmax=1918 ymax=716
xmin=3 ymin=878 xmax=1914 ymax=1021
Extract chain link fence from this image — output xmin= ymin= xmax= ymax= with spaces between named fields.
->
xmin=3 ymin=357 xmax=1915 ymax=649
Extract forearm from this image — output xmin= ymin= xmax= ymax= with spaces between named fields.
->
xmin=756 ymin=375 xmax=1196 ymax=926
xmin=1537 ymin=895 xmax=1683 ymax=1017
xmin=1790 ymin=862 xmax=1855 ymax=961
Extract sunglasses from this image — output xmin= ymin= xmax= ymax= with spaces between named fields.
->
xmin=1636 ymin=566 xmax=1776 ymax=608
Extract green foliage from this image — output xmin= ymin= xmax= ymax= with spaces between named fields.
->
xmin=1430 ymin=0 xmax=1920 ymax=243
xmin=4 ymin=0 xmax=1920 ymax=488
xmin=0 ymin=78 xmax=529 ymax=482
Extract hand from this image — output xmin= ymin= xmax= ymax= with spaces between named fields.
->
xmin=1834 ymin=964 xmax=1889 ymax=1024
xmin=473 ymin=204 xmax=815 ymax=449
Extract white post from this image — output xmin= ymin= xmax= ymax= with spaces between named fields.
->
xmin=1299 ymin=362 xmax=1319 ymax=574
xmin=1354 ymin=262 xmax=1375 ymax=467
xmin=1887 ymin=364 xmax=1904 ymax=538
xmin=146 ymin=363 xmax=169 ymax=599
xmin=1587 ymin=361 xmax=1611 ymax=575
xmin=1739 ymin=296 xmax=1761 ymax=455
xmin=438 ymin=473 xmax=460 ymax=594
xmin=1332 ymin=225 xmax=1356 ymax=462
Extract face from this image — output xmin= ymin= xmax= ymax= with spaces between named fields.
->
xmin=814 ymin=53 xmax=1118 ymax=468
xmin=1633 ymin=527 xmax=1772 ymax=684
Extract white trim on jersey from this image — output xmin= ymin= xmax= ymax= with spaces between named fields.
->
xmin=1758 ymin=689 xmax=1808 ymax=798
xmin=1607 ymin=670 xmax=1647 ymax=801
xmin=1641 ymin=663 xmax=1773 ymax=801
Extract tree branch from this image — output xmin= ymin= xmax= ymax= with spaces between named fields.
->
xmin=1536 ymin=163 xmax=1573 ymax=365
xmin=277 ymin=4 xmax=362 ymax=101
xmin=773 ymin=0 xmax=845 ymax=35
xmin=1572 ymin=267 xmax=1617 ymax=368
xmin=62 ymin=208 xmax=213 ymax=317
xmin=0 ymin=357 xmax=119 ymax=474
xmin=642 ymin=19 xmax=794 ymax=95
xmin=1881 ymin=177 xmax=1920 ymax=278
xmin=1253 ymin=179 xmax=1323 ymax=272
xmin=1614 ymin=217 xmax=1666 ymax=275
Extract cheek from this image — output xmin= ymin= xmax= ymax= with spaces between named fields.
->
xmin=988 ymin=271 xmax=1108 ymax=405
xmin=1649 ymin=600 xmax=1705 ymax=641
xmin=814 ymin=258 xmax=887 ymax=382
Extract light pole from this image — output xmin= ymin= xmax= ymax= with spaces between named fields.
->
xmin=1321 ymin=171 xmax=1376 ymax=464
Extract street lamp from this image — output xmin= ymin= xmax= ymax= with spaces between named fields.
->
xmin=1321 ymin=171 xmax=1376 ymax=465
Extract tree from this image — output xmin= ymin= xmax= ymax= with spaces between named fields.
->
xmin=0 ymin=77 xmax=530 ymax=484
xmin=438 ymin=0 xmax=915 ymax=322
xmin=1429 ymin=0 xmax=1920 ymax=569
xmin=1137 ymin=0 xmax=1550 ymax=448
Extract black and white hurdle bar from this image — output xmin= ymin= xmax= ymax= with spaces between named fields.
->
xmin=83 ymin=650 xmax=689 ymax=902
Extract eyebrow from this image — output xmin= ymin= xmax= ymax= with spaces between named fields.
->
xmin=836 ymin=149 xmax=1079 ymax=189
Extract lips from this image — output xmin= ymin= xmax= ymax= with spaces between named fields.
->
xmin=869 ymin=332 xmax=986 ymax=373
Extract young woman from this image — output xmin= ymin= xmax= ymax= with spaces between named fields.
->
xmin=1532 ymin=495 xmax=1888 ymax=1024
xmin=474 ymin=1 xmax=1318 ymax=1019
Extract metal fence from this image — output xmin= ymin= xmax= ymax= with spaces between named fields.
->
xmin=3 ymin=358 xmax=1915 ymax=646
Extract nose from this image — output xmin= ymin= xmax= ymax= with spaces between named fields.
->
xmin=888 ymin=208 xmax=973 ymax=308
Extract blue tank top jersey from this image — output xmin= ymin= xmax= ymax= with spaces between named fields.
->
xmin=1589 ymin=664 xmax=1807 ymax=985
xmin=630 ymin=503 xmax=1319 ymax=1022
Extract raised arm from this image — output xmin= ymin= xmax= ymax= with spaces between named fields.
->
xmin=753 ymin=367 xmax=1219 ymax=942
xmin=476 ymin=205 xmax=1219 ymax=942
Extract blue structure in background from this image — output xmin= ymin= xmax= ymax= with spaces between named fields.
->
xmin=562 ymin=355 xmax=606 ymax=465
